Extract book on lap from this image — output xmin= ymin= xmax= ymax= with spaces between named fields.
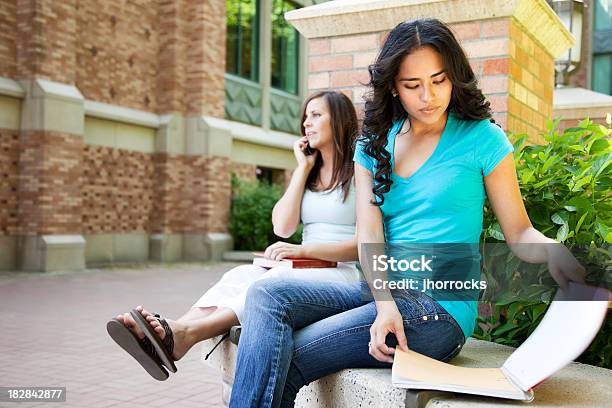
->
xmin=251 ymin=252 xmax=337 ymax=269
xmin=392 ymin=282 xmax=610 ymax=401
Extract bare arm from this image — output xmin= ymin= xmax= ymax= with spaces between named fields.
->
xmin=272 ymin=165 xmax=310 ymax=238
xmin=355 ymin=162 xmax=408 ymax=361
xmin=485 ymin=154 xmax=585 ymax=287
xmin=301 ymin=238 xmax=358 ymax=262
xmin=272 ymin=137 xmax=317 ymax=238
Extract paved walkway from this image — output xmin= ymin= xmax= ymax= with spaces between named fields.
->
xmin=0 ymin=262 xmax=243 ymax=408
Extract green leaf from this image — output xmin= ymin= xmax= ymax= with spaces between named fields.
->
xmin=589 ymin=139 xmax=609 ymax=154
xmin=529 ymin=207 xmax=549 ymax=225
xmin=551 ymin=211 xmax=569 ymax=225
xmin=595 ymin=203 xmax=612 ymax=213
xmin=556 ymin=223 xmax=569 ymax=242
xmin=575 ymin=212 xmax=588 ymax=234
xmin=493 ymin=321 xmax=518 ymax=337
xmin=593 ymin=155 xmax=611 ymax=178
xmin=487 ymin=223 xmax=505 ymax=241
xmin=595 ymin=221 xmax=611 ymax=243
xmin=521 ymin=170 xmax=535 ymax=185
xmin=541 ymin=155 xmax=557 ymax=173
xmin=576 ymin=232 xmax=593 ymax=245
xmin=570 ymin=175 xmax=593 ymax=191
xmin=567 ymin=197 xmax=593 ymax=212
xmin=578 ymin=117 xmax=591 ymax=128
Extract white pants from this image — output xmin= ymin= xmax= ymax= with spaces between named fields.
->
xmin=192 ymin=262 xmax=361 ymax=323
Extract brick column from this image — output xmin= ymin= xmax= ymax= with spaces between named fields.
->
xmin=16 ymin=0 xmax=85 ymax=271
xmin=152 ymin=0 xmax=231 ymax=262
xmin=290 ymin=0 xmax=572 ymax=142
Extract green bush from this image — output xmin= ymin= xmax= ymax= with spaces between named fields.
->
xmin=228 ymin=175 xmax=302 ymax=251
xmin=475 ymin=118 xmax=612 ymax=368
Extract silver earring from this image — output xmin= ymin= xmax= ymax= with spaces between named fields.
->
xmin=392 ymin=91 xmax=398 ymax=97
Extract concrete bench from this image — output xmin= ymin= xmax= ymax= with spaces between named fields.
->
xmin=201 ymin=335 xmax=612 ymax=407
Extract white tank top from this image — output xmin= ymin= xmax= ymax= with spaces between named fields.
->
xmin=300 ymin=181 xmax=356 ymax=244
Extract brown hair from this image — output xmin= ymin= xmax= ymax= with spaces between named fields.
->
xmin=300 ymin=91 xmax=358 ymax=202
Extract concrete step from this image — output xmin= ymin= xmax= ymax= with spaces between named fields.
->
xmin=222 ymin=251 xmax=255 ymax=262
xmin=200 ymin=336 xmax=612 ymax=407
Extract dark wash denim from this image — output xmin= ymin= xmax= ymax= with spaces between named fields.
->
xmin=229 ymin=279 xmax=465 ymax=408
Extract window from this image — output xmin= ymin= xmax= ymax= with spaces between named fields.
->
xmin=226 ymin=0 xmax=259 ymax=81
xmin=592 ymin=0 xmax=612 ymax=94
xmin=271 ymin=0 xmax=299 ymax=94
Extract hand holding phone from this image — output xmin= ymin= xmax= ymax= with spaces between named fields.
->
xmin=303 ymin=143 xmax=314 ymax=156
xmin=294 ymin=137 xmax=317 ymax=169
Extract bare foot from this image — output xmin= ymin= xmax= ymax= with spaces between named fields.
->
xmin=115 ymin=309 xmax=145 ymax=340
xmin=135 ymin=306 xmax=193 ymax=361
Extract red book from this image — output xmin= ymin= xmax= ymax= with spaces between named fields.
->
xmin=251 ymin=252 xmax=337 ymax=269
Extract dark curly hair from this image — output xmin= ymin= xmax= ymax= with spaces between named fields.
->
xmin=360 ymin=18 xmax=494 ymax=205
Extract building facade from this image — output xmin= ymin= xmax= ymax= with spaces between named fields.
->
xmin=0 ymin=0 xmax=329 ymax=271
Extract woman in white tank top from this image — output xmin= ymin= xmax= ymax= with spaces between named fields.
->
xmin=107 ymin=91 xmax=361 ymax=381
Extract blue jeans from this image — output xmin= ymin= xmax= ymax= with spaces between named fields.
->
xmin=229 ymin=279 xmax=465 ymax=408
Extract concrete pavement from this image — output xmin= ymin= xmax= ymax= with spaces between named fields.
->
xmin=0 ymin=262 xmax=242 ymax=408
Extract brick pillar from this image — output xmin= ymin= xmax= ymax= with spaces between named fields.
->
xmin=15 ymin=0 xmax=85 ymax=271
xmin=152 ymin=0 xmax=231 ymax=262
xmin=292 ymin=0 xmax=572 ymax=143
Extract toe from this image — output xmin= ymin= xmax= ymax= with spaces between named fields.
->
xmin=123 ymin=312 xmax=145 ymax=339
xmin=154 ymin=325 xmax=165 ymax=338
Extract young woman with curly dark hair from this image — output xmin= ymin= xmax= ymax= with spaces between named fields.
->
xmin=227 ymin=19 xmax=584 ymax=407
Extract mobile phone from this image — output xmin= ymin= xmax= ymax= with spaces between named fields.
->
xmin=304 ymin=143 xmax=314 ymax=156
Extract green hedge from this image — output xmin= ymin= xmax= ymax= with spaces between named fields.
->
xmin=476 ymin=118 xmax=611 ymax=368
xmin=228 ymin=175 xmax=302 ymax=251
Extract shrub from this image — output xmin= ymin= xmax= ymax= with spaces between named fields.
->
xmin=475 ymin=118 xmax=611 ymax=368
xmin=228 ymin=175 xmax=302 ymax=251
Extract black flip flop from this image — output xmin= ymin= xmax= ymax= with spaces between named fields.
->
xmin=106 ymin=318 xmax=169 ymax=381
xmin=130 ymin=309 xmax=178 ymax=373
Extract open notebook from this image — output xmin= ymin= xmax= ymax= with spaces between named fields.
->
xmin=392 ymin=283 xmax=610 ymax=401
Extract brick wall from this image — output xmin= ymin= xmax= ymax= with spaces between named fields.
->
xmin=82 ymin=145 xmax=154 ymax=233
xmin=0 ymin=0 xmax=16 ymax=79
xmin=567 ymin=0 xmax=592 ymax=90
xmin=0 ymin=129 xmax=19 ymax=235
xmin=558 ymin=116 xmax=610 ymax=132
xmin=201 ymin=156 xmax=231 ymax=233
xmin=451 ymin=19 xmax=511 ymax=131
xmin=2 ymin=0 xmax=230 ymax=267
xmin=308 ymin=32 xmax=379 ymax=118
xmin=150 ymin=154 xmax=193 ymax=234
xmin=11 ymin=0 xmax=226 ymax=116
xmin=16 ymin=0 xmax=78 ymax=84
xmin=17 ymin=131 xmax=83 ymax=235
xmin=156 ymin=0 xmax=226 ymax=116
xmin=184 ymin=0 xmax=226 ymax=117
xmin=76 ymin=0 xmax=159 ymax=112
xmin=81 ymin=148 xmax=232 ymax=236
xmin=308 ymin=17 xmax=556 ymax=141
xmin=231 ymin=163 xmax=257 ymax=182
xmin=507 ymin=19 xmax=554 ymax=142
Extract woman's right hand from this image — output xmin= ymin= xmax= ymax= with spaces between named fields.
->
xmin=293 ymin=136 xmax=318 ymax=170
xmin=369 ymin=302 xmax=409 ymax=363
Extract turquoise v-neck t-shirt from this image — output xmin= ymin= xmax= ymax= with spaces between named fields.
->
xmin=353 ymin=111 xmax=514 ymax=338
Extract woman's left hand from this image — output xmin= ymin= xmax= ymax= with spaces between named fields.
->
xmin=369 ymin=302 xmax=409 ymax=363
xmin=263 ymin=242 xmax=305 ymax=261
xmin=546 ymin=243 xmax=586 ymax=290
